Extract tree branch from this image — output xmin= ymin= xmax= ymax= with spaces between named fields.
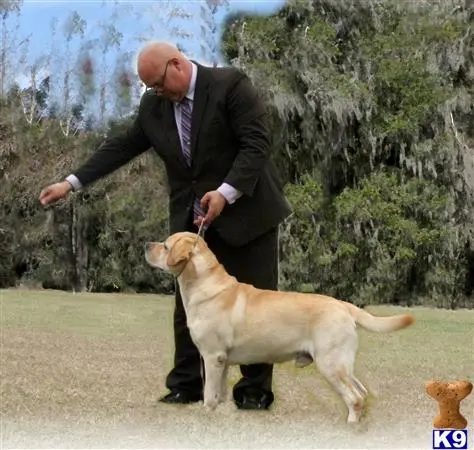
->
xmin=450 ymin=111 xmax=470 ymax=150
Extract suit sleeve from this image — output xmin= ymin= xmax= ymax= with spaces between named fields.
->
xmin=223 ymin=73 xmax=272 ymax=197
xmin=71 ymin=102 xmax=151 ymax=187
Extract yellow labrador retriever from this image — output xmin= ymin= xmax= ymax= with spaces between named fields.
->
xmin=145 ymin=232 xmax=415 ymax=423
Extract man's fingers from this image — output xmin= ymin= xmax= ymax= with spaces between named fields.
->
xmin=206 ymin=199 xmax=221 ymax=221
xmin=39 ymin=187 xmax=50 ymax=198
xmin=200 ymin=194 xmax=210 ymax=209
xmin=39 ymin=183 xmax=66 ymax=206
xmin=194 ymin=215 xmax=205 ymax=224
xmin=39 ymin=189 xmax=52 ymax=205
xmin=196 ymin=191 xmax=225 ymax=227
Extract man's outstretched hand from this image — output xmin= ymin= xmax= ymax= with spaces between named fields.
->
xmin=39 ymin=181 xmax=73 ymax=206
xmin=193 ymin=190 xmax=227 ymax=228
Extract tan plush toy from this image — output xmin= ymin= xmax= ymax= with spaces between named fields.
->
xmin=425 ymin=380 xmax=473 ymax=429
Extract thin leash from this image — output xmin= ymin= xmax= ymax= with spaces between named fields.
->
xmin=193 ymin=219 xmax=206 ymax=250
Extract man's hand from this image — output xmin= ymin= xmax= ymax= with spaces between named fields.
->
xmin=39 ymin=181 xmax=73 ymax=206
xmin=194 ymin=190 xmax=227 ymax=227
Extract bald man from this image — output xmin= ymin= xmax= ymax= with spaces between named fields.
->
xmin=39 ymin=41 xmax=292 ymax=410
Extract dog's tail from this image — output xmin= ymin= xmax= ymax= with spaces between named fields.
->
xmin=341 ymin=301 xmax=415 ymax=333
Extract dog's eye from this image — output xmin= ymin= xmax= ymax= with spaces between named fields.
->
xmin=163 ymin=243 xmax=169 ymax=251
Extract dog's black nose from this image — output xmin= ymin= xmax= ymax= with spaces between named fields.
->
xmin=144 ymin=242 xmax=153 ymax=251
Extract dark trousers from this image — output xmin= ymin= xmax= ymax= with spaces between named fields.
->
xmin=165 ymin=221 xmax=279 ymax=405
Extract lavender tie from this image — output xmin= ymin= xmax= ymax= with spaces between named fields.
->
xmin=180 ymin=97 xmax=207 ymax=229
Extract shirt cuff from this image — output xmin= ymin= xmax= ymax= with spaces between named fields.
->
xmin=217 ymin=183 xmax=243 ymax=205
xmin=65 ymin=174 xmax=83 ymax=191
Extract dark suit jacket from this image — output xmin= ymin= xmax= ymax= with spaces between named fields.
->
xmin=71 ymin=63 xmax=292 ymax=247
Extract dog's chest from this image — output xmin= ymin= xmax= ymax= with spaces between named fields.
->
xmin=186 ymin=305 xmax=232 ymax=350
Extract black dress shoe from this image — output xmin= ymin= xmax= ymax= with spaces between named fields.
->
xmin=234 ymin=392 xmax=273 ymax=410
xmin=159 ymin=391 xmax=203 ymax=404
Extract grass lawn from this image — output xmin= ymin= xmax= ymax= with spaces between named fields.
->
xmin=1 ymin=288 xmax=473 ymax=449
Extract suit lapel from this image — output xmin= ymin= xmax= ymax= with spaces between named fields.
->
xmin=190 ymin=65 xmax=210 ymax=164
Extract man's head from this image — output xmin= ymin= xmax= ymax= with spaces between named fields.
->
xmin=137 ymin=41 xmax=192 ymax=102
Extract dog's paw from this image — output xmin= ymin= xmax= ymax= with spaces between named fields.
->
xmin=349 ymin=419 xmax=369 ymax=434
xmin=203 ymin=398 xmax=219 ymax=410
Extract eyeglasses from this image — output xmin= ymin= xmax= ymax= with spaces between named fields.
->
xmin=146 ymin=59 xmax=171 ymax=92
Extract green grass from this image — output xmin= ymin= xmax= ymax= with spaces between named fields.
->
xmin=1 ymin=288 xmax=173 ymax=338
xmin=1 ymin=288 xmax=473 ymax=448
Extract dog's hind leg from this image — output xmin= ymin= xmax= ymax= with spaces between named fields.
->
xmin=350 ymin=374 xmax=368 ymax=399
xmin=339 ymin=370 xmax=366 ymax=423
xmin=317 ymin=359 xmax=364 ymax=423
xmin=202 ymin=352 xmax=228 ymax=410
xmin=314 ymin=328 xmax=366 ymax=423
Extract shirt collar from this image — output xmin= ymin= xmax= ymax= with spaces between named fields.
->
xmin=184 ymin=61 xmax=197 ymax=102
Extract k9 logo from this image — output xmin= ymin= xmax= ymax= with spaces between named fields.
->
xmin=432 ymin=430 xmax=468 ymax=449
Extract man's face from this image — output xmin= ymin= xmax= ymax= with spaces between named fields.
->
xmin=140 ymin=57 xmax=187 ymax=102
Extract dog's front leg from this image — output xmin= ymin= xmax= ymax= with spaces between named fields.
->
xmin=202 ymin=352 xmax=228 ymax=410
xmin=219 ymin=363 xmax=229 ymax=403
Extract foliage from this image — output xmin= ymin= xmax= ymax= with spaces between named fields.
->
xmin=222 ymin=0 xmax=474 ymax=307
xmin=282 ymin=171 xmax=467 ymax=307
xmin=0 ymin=100 xmax=173 ymax=293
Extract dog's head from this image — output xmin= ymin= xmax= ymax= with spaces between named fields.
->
xmin=145 ymin=232 xmax=206 ymax=276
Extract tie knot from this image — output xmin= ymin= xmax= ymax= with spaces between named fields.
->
xmin=180 ymin=96 xmax=191 ymax=106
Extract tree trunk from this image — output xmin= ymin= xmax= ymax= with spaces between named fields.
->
xmin=69 ymin=200 xmax=88 ymax=292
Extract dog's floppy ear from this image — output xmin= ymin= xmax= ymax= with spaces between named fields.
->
xmin=166 ymin=236 xmax=194 ymax=267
